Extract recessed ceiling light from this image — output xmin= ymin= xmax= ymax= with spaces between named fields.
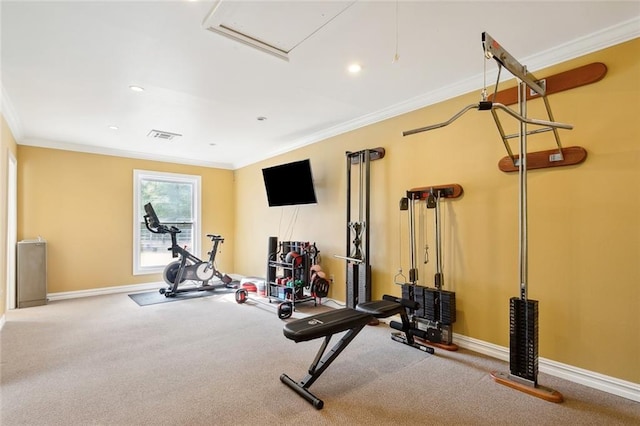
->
xmin=129 ymin=85 xmax=145 ymax=92
xmin=347 ymin=63 xmax=362 ymax=74
xmin=209 ymin=143 xmax=217 ymax=146
xmin=257 ymin=116 xmax=267 ymax=121
xmin=108 ymin=125 xmax=119 ymax=130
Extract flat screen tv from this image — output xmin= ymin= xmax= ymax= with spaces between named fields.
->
xmin=262 ymin=159 xmax=317 ymax=207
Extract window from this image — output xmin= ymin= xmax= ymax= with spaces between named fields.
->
xmin=133 ymin=170 xmax=201 ymax=275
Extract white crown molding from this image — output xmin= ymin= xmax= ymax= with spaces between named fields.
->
xmin=524 ymin=15 xmax=640 ymax=71
xmin=4 ymin=17 xmax=638 ymax=171
xmin=19 ymin=137 xmax=234 ymax=170
xmin=234 ymin=16 xmax=640 ymax=170
xmin=1 ymin=84 xmax=24 ymax=140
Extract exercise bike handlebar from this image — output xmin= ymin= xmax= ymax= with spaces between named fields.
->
xmin=143 ymin=203 xmax=223 ymax=260
xmin=143 ymin=215 xmax=181 ymax=235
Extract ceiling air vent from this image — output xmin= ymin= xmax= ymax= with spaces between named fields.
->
xmin=147 ymin=130 xmax=182 ymax=141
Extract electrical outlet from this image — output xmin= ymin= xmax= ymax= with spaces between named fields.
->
xmin=329 ymin=274 xmax=334 ymax=283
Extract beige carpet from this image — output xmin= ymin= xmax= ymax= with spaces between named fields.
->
xmin=1 ymin=292 xmax=638 ymax=425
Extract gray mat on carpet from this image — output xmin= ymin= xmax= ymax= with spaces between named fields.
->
xmin=128 ymin=283 xmax=239 ymax=306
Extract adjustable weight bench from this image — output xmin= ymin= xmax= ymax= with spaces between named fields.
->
xmin=280 ymin=295 xmax=435 ymax=409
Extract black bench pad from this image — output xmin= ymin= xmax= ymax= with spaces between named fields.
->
xmin=356 ymin=299 xmax=406 ymax=318
xmin=283 ymin=309 xmax=372 ymax=343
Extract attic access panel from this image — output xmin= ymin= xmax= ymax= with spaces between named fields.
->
xmin=202 ymin=0 xmax=355 ymax=61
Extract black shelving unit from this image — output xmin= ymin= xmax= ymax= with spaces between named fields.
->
xmin=266 ymin=238 xmax=318 ymax=310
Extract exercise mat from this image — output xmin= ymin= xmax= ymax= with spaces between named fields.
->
xmin=129 ymin=283 xmax=239 ymax=306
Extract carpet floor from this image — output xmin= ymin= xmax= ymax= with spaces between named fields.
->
xmin=1 ymin=292 xmax=638 ymax=425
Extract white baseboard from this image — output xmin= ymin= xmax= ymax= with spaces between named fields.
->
xmin=47 ymin=274 xmax=247 ymax=301
xmin=40 ymin=292 xmax=640 ymax=402
xmin=47 ymin=282 xmax=164 ymax=301
xmin=453 ymin=333 xmax=640 ymax=403
xmin=367 ymin=309 xmax=639 ymax=402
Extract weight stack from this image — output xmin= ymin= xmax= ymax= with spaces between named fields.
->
xmin=402 ymin=284 xmax=415 ymax=314
xmin=439 ymin=290 xmax=457 ymax=325
xmin=346 ymin=263 xmax=357 ymax=308
xmin=359 ymin=263 xmax=371 ymax=304
xmin=423 ymin=288 xmax=457 ymax=325
xmin=346 ymin=263 xmax=370 ymax=308
xmin=413 ymin=285 xmax=426 ymax=317
xmin=423 ymin=288 xmax=435 ymax=320
xmin=509 ymin=297 xmax=539 ymax=385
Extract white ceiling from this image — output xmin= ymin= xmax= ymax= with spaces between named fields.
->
xmin=2 ymin=1 xmax=639 ymax=170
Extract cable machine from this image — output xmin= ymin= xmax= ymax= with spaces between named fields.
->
xmin=403 ymin=32 xmax=572 ymax=403
xmin=335 ymin=148 xmax=385 ymax=309
xmin=398 ymin=184 xmax=463 ymax=350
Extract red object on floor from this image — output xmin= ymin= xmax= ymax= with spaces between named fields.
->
xmin=241 ymin=283 xmax=257 ymax=293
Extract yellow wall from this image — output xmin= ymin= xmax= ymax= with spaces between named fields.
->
xmin=1 ymin=115 xmax=19 ymax=318
xmin=17 ymin=147 xmax=235 ymax=293
xmin=8 ymin=38 xmax=639 ymax=385
xmin=233 ymin=39 xmax=640 ymax=383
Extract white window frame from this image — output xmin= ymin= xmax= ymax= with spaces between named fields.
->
xmin=133 ymin=169 xmax=201 ymax=275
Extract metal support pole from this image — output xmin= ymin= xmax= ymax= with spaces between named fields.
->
xmin=408 ymin=196 xmax=417 ymax=284
xmin=434 ymin=191 xmax=443 ymax=290
xmin=346 ymin=152 xmax=352 ymax=265
xmin=518 ymin=80 xmax=528 ymax=301
xmin=364 ymin=150 xmax=371 ymax=276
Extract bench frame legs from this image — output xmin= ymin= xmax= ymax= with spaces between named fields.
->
xmin=280 ymin=323 xmax=368 ymax=410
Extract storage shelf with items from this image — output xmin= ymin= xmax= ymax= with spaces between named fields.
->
xmin=266 ymin=238 xmax=320 ymax=310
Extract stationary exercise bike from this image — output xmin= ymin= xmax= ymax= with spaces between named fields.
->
xmin=143 ymin=203 xmax=236 ymax=297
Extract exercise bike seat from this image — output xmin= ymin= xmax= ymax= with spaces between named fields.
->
xmin=356 ymin=299 xmax=407 ymax=318
xmin=283 ymin=309 xmax=373 ymax=343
